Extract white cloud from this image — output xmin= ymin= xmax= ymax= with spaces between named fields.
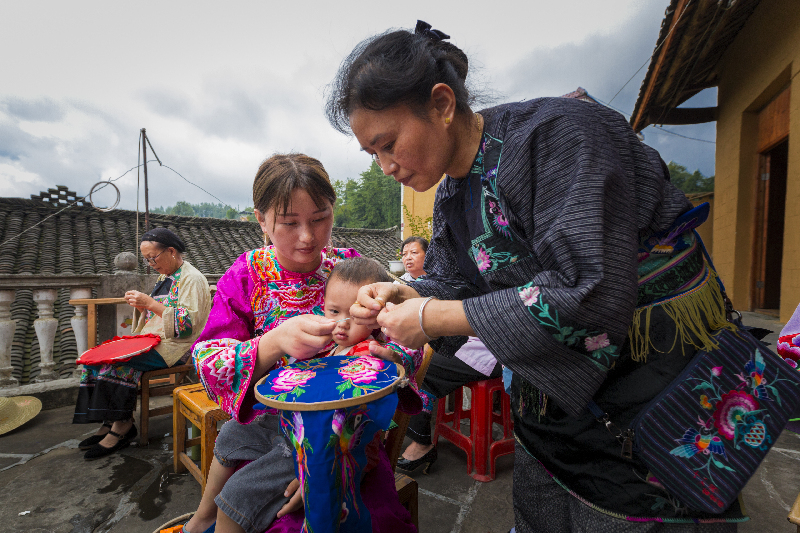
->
xmin=0 ymin=0 xmax=716 ymax=211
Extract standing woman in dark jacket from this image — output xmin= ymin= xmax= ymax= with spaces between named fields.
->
xmin=328 ymin=21 xmax=745 ymax=532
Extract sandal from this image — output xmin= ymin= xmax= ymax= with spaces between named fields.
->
xmin=78 ymin=422 xmax=113 ymax=450
xmin=84 ymin=423 xmax=137 ymax=460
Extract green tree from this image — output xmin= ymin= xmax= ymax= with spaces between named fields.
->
xmin=333 ymin=161 xmax=401 ymax=229
xmin=226 ymin=207 xmax=238 ymax=219
xmin=171 ymin=201 xmax=196 ymax=217
xmin=667 ymin=162 xmax=714 ymax=194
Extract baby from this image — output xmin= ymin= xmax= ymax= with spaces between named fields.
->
xmin=318 ymin=256 xmax=423 ymax=420
xmin=273 ymin=257 xmax=423 ymax=532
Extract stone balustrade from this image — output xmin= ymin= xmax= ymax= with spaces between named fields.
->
xmin=0 ymin=252 xmax=223 ymax=391
xmin=0 ymin=275 xmax=101 ymax=388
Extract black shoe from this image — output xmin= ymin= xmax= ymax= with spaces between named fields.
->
xmin=84 ymin=424 xmax=137 ymax=460
xmin=396 ymin=446 xmax=437 ymax=474
xmin=78 ymin=422 xmax=113 ymax=450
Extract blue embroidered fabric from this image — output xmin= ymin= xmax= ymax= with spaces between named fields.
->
xmin=256 ymin=355 xmax=399 ymax=532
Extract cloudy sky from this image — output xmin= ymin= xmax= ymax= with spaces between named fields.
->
xmin=0 ymin=1 xmax=717 ymax=212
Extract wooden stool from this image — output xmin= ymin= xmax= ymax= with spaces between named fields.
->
xmin=139 ymin=364 xmax=195 ymax=445
xmin=173 ymin=383 xmax=231 ymax=491
xmin=432 ymin=377 xmax=514 ymax=482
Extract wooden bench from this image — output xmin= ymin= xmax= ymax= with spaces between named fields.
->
xmin=173 ymin=383 xmax=231 ymax=492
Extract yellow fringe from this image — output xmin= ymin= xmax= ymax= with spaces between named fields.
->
xmin=628 ymin=269 xmax=737 ymax=362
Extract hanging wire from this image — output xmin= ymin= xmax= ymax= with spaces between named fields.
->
xmin=608 ymin=0 xmax=694 ymax=106
xmin=590 ymin=94 xmax=716 ymax=145
xmin=139 ymin=130 xmax=234 ymax=212
xmin=0 ymin=161 xmax=155 ymax=249
xmin=648 ymin=125 xmax=715 ymax=144
xmin=3 ymin=131 xmax=238 ymax=249
xmin=159 ymin=164 xmax=232 ymax=208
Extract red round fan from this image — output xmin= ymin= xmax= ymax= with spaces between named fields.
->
xmin=76 ymin=334 xmax=161 ymax=365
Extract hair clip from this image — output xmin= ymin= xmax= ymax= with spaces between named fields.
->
xmin=415 ymin=20 xmax=450 ymax=41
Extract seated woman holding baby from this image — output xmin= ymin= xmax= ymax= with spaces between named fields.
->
xmin=184 ymin=153 xmax=420 ymax=533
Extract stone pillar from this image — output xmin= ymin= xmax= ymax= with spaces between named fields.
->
xmin=0 ymin=290 xmax=18 ymax=388
xmin=33 ymin=289 xmax=58 ymax=382
xmin=70 ymin=287 xmax=92 ymax=378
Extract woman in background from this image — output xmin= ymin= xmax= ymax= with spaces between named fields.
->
xmin=74 ymin=228 xmax=210 ymax=460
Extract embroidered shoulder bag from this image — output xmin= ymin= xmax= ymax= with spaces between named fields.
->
xmin=588 ymin=234 xmax=800 ymax=514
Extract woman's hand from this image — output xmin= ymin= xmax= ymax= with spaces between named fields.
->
xmin=374 ymin=300 xmax=432 ymax=349
xmin=263 ymin=314 xmax=336 ymax=361
xmin=276 ymin=478 xmax=303 ymax=518
xmin=124 ymin=290 xmax=152 ymax=310
xmin=350 ymin=282 xmax=420 ymax=329
xmin=374 ymin=298 xmax=475 ymax=351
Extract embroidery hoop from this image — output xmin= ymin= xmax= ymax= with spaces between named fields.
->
xmin=254 ymin=362 xmax=407 ymax=412
xmin=76 ymin=334 xmax=161 ymax=365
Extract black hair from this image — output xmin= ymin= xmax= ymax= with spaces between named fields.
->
xmin=327 ymin=257 xmax=391 ymax=292
xmin=326 ymin=22 xmax=473 ymax=134
xmin=141 ymin=227 xmax=186 ymax=253
xmin=252 ymin=153 xmax=336 ymax=217
xmin=401 ymin=235 xmax=428 ymax=253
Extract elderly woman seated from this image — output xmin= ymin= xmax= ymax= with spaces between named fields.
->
xmin=72 ymin=228 xmax=211 ymax=460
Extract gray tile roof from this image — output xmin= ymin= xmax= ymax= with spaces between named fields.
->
xmin=1 ymin=188 xmax=401 ymax=385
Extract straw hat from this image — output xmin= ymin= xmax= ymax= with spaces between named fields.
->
xmin=0 ymin=396 xmax=42 ymax=435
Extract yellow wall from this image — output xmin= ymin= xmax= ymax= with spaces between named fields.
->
xmin=401 ymin=178 xmax=443 ymax=239
xmin=714 ymin=0 xmax=800 ymax=321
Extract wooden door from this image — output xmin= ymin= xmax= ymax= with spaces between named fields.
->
xmin=751 ymin=85 xmax=790 ymax=312
xmin=752 ymin=140 xmax=789 ymax=311
xmin=753 ymin=153 xmax=770 ymax=309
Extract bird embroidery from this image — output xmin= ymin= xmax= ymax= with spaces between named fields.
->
xmin=327 ymin=407 xmax=370 ymax=517
xmin=670 ymin=428 xmax=726 ymax=459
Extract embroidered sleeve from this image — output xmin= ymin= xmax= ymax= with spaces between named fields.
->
xmin=192 ymin=254 xmax=262 ymax=422
xmin=172 ymin=306 xmax=193 ymax=338
xmin=385 ymin=340 xmax=424 ymax=414
xmin=195 ymin=337 xmax=260 ymax=423
xmin=462 ymin=100 xmax=683 ymax=418
xmin=162 ymin=271 xmax=210 ymax=342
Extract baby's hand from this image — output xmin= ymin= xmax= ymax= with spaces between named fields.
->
xmin=367 ymin=340 xmax=400 ymax=363
xmin=277 ymin=478 xmax=303 ymax=517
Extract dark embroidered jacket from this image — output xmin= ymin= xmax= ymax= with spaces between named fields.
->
xmin=411 ymin=98 xmax=747 ymax=520
xmin=413 ymin=97 xmax=690 ymax=418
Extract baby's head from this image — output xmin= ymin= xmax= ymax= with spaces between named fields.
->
xmin=325 ymin=257 xmax=391 ymax=347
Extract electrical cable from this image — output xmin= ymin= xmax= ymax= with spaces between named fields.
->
xmin=0 ymin=160 xmax=155 ymax=248
xmin=608 ymin=0 xmax=694 ymax=106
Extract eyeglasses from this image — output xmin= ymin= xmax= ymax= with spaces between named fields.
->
xmin=142 ymin=249 xmax=167 ymax=266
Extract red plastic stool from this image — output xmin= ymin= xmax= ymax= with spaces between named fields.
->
xmin=432 ymin=377 xmax=514 ymax=481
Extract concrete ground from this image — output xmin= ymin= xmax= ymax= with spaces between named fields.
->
xmin=0 ymin=312 xmax=797 ymax=532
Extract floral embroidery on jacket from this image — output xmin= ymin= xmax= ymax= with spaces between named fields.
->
xmin=464 ymin=133 xmax=528 ymax=275
xmin=174 ymin=306 xmax=193 ymax=338
xmin=517 ymin=282 xmax=620 ymax=369
xmin=669 ymin=349 xmax=798 ymax=490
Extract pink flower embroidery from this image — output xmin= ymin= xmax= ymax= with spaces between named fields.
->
xmin=784 ymin=358 xmax=798 ymax=369
xmin=474 ymin=246 xmax=492 ymax=272
xmin=713 ymin=390 xmax=759 ymax=440
xmin=519 ymin=286 xmax=540 ymax=306
xmin=711 ymin=366 xmax=722 ymax=377
xmin=585 ymin=333 xmax=610 ymax=352
xmin=271 ymin=368 xmax=316 ymax=392
xmin=209 ymin=350 xmax=237 ymax=387
xmin=339 ymin=356 xmax=383 ymax=384
xmin=778 ymin=338 xmax=800 ymax=361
